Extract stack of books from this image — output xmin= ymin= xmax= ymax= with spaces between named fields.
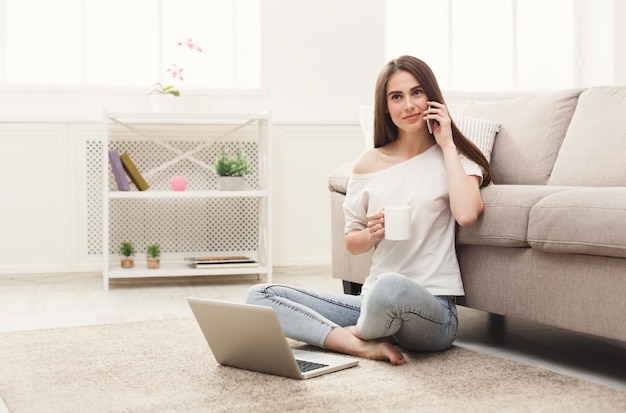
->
xmin=108 ymin=149 xmax=149 ymax=191
xmin=184 ymin=255 xmax=258 ymax=269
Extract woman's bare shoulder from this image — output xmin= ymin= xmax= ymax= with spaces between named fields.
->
xmin=352 ymin=149 xmax=382 ymax=174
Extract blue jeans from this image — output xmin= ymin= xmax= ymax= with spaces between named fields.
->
xmin=245 ymin=272 xmax=458 ymax=352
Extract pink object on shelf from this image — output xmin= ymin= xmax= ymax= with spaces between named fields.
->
xmin=170 ymin=176 xmax=187 ymax=191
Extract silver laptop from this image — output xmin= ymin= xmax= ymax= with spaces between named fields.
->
xmin=187 ymin=297 xmax=359 ymax=379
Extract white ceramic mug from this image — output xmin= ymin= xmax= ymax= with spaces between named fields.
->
xmin=384 ymin=205 xmax=411 ymax=240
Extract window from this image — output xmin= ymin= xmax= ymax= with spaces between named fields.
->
xmin=385 ymin=0 xmax=576 ymax=92
xmin=1 ymin=0 xmax=260 ymax=89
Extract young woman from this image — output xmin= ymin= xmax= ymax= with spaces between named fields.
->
xmin=246 ymin=55 xmax=491 ymax=365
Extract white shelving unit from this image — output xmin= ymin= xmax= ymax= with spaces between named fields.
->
xmin=102 ymin=111 xmax=271 ymax=290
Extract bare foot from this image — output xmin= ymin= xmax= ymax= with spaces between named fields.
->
xmin=359 ymin=340 xmax=405 ymax=365
xmin=325 ymin=326 xmax=405 ymax=365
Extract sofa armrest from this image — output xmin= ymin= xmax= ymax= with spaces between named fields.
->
xmin=328 ymin=161 xmax=353 ymax=194
xmin=329 ymin=162 xmax=372 ymax=285
xmin=330 ymin=190 xmax=372 ymax=285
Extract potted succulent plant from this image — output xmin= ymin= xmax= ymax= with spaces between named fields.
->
xmin=119 ymin=241 xmax=135 ymax=269
xmin=146 ymin=243 xmax=161 ymax=269
xmin=214 ymin=147 xmax=250 ymax=190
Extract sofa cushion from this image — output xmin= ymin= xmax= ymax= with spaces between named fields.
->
xmin=528 ymin=187 xmax=626 ymax=259
xmin=461 ymin=88 xmax=585 ymax=185
xmin=456 ymin=185 xmax=572 ymax=247
xmin=549 ymin=86 xmax=626 ymax=186
xmin=453 ymin=115 xmax=500 ymax=163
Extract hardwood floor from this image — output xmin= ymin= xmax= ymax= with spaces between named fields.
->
xmin=1 ymin=267 xmax=624 ymax=393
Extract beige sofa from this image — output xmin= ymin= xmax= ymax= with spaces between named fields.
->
xmin=328 ymin=86 xmax=626 ymax=343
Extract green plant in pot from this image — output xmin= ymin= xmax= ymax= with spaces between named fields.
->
xmin=150 ymin=82 xmax=180 ymax=97
xmin=119 ymin=241 xmax=136 ymax=269
xmin=149 ymin=83 xmax=179 ymax=113
xmin=146 ymin=243 xmax=161 ymax=269
xmin=215 ymin=147 xmax=250 ymax=190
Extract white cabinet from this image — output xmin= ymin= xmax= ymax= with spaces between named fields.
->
xmin=102 ymin=111 xmax=271 ymax=289
xmin=0 ymin=123 xmax=72 ymax=274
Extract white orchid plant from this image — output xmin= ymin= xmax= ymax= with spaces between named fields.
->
xmin=151 ymin=38 xmax=203 ymax=97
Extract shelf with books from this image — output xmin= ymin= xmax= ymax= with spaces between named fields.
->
xmin=102 ymin=110 xmax=272 ymax=289
xmin=106 ymin=258 xmax=269 ymax=279
xmin=107 ymin=189 xmax=269 ymax=199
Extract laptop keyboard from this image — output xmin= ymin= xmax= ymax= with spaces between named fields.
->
xmin=296 ymin=359 xmax=329 ymax=373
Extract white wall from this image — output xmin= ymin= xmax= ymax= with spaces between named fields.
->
xmin=579 ymin=0 xmax=614 ymax=86
xmin=274 ymin=125 xmax=365 ymax=266
xmin=260 ymin=0 xmax=385 ymax=122
xmin=615 ymin=0 xmax=626 ymax=84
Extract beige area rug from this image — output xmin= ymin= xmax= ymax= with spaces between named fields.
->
xmin=0 ymin=319 xmax=624 ymax=413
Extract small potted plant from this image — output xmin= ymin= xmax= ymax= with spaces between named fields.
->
xmin=146 ymin=243 xmax=161 ymax=269
xmin=151 ymin=82 xmax=181 ymax=97
xmin=119 ymin=241 xmax=135 ymax=269
xmin=149 ymin=83 xmax=179 ymax=112
xmin=215 ymin=147 xmax=250 ymax=190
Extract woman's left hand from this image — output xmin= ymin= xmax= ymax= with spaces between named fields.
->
xmin=426 ymin=102 xmax=455 ymax=149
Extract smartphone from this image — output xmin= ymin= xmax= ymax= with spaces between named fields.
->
xmin=426 ymin=106 xmax=435 ymax=134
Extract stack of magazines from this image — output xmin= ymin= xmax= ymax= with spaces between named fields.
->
xmin=184 ymin=255 xmax=258 ymax=269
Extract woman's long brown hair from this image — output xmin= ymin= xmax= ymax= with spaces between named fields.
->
xmin=373 ymin=55 xmax=492 ymax=186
